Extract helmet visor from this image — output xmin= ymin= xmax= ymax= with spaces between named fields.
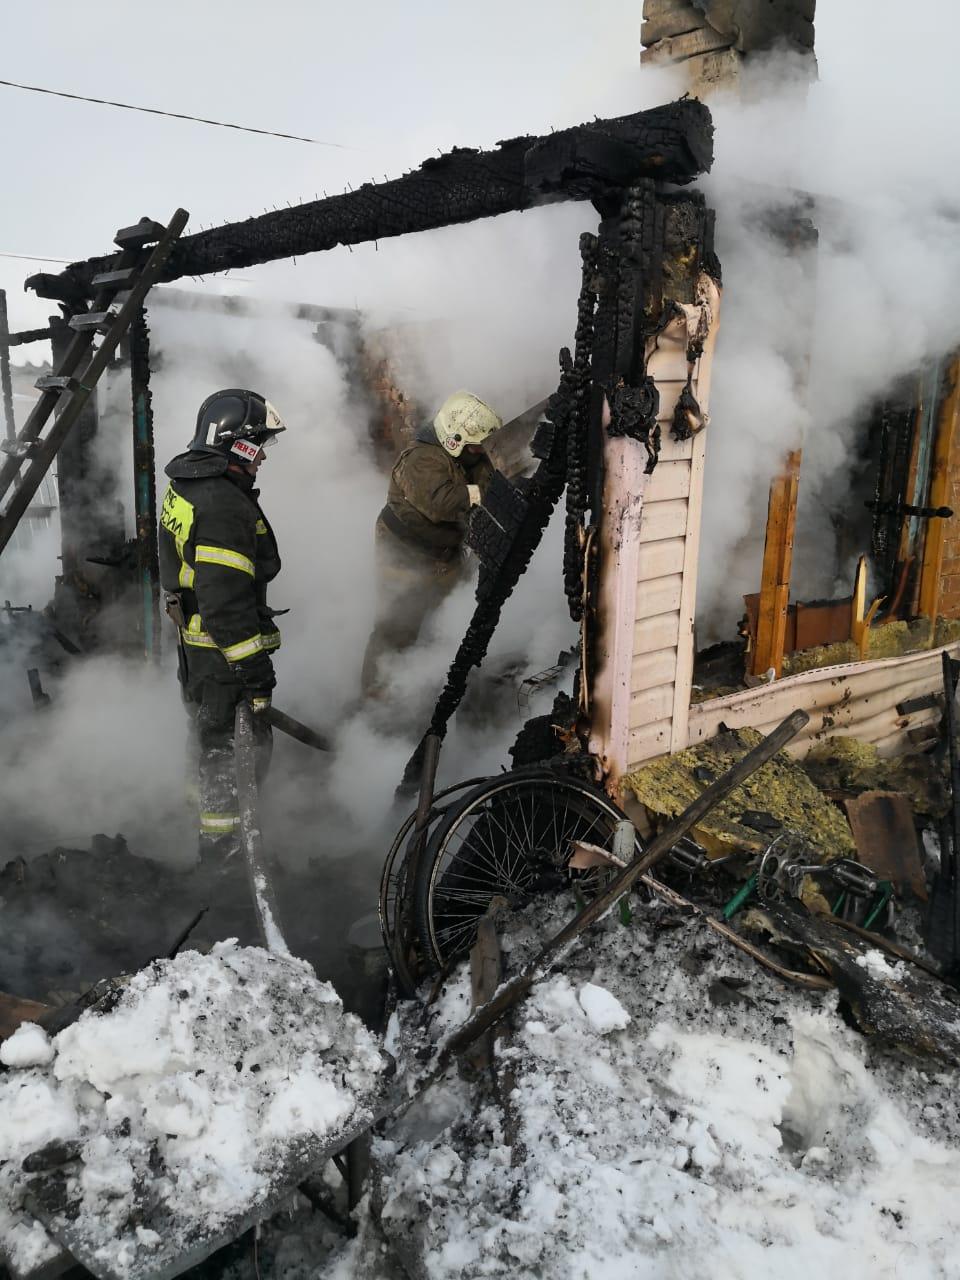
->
xmin=264 ymin=400 xmax=286 ymax=435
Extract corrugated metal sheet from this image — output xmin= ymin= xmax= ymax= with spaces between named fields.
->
xmin=683 ymin=642 xmax=958 ymax=759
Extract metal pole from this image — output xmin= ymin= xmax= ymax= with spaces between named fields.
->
xmin=235 ymin=700 xmax=291 ymax=957
xmin=441 ymin=708 xmax=810 ymax=1060
xmin=0 ymin=290 xmax=15 ymax=458
xmin=394 ymin=731 xmax=441 ymax=994
xmin=130 ymin=306 xmax=161 ymax=662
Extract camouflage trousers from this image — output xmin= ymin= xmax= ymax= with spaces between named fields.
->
xmin=360 ymin=525 xmax=466 ymax=697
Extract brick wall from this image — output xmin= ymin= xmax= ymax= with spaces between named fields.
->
xmin=641 ymin=0 xmax=816 ymax=97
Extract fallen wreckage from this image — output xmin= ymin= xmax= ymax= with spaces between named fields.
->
xmin=3 ymin=77 xmax=960 ymax=1278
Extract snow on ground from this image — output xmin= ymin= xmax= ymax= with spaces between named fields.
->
xmin=356 ymin=893 xmax=960 ymax=1280
xmin=6 ymin=898 xmax=960 ymax=1280
xmin=0 ymin=943 xmax=386 ymax=1279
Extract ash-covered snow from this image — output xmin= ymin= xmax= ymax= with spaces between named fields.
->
xmin=362 ymin=894 xmax=960 ymax=1280
xmin=0 ymin=942 xmax=386 ymax=1279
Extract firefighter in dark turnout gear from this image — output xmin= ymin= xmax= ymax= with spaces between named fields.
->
xmin=361 ymin=390 xmax=501 ymax=696
xmin=159 ymin=389 xmax=285 ymax=862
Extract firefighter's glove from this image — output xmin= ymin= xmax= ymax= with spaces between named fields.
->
xmin=467 ymin=484 xmax=482 ymax=507
xmin=234 ymin=651 xmax=276 ymax=694
xmin=248 ymin=691 xmax=272 ymax=714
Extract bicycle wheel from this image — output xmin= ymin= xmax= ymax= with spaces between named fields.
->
xmin=413 ymin=769 xmax=641 ymax=969
xmin=378 ymin=776 xmax=495 ymax=970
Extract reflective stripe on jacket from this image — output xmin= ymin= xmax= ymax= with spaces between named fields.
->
xmin=159 ymin=459 xmax=282 ymax=675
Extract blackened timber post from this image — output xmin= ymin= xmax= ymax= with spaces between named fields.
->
xmin=49 ymin=316 xmax=96 ymax=580
xmin=48 ymin=317 xmax=126 ymax=649
xmin=0 ymin=290 xmax=15 ymax=457
xmin=130 ymin=307 xmax=161 ymax=662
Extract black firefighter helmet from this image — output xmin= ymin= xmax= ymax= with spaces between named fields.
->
xmin=189 ymin=389 xmax=286 ymax=465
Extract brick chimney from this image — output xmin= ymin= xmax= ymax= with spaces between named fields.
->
xmin=641 ymin=1 xmax=816 ymax=98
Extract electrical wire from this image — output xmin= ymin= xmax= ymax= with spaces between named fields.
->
xmin=0 ymin=252 xmax=75 ymax=263
xmin=0 ymin=77 xmax=350 ymax=147
xmin=0 ymin=251 xmax=253 ymax=283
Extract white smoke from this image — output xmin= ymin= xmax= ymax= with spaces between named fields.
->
xmin=697 ymin=8 xmax=960 ymax=638
xmin=0 ymin=218 xmax=589 ymax=870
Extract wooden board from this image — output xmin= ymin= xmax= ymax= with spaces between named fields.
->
xmin=752 ymin=450 xmax=801 ymax=678
xmin=919 ymin=356 xmax=960 ymax=618
xmin=845 ymin=791 xmax=928 ymax=901
xmin=0 ymin=990 xmax=50 ymax=1042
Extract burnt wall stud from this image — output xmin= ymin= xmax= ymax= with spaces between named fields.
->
xmin=0 ymin=290 xmax=16 ymax=461
xmin=130 ymin=306 xmax=161 ymax=662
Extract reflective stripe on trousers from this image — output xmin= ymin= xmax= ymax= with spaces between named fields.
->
xmin=200 ymin=811 xmax=240 ymax=834
xmin=181 ymin=614 xmax=272 ymax=662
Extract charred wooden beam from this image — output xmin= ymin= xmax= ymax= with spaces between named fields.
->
xmin=0 ymin=290 xmax=15 ymax=453
xmin=130 ymin=307 xmax=161 ymax=663
xmin=7 ymin=325 xmax=53 ymax=347
xmin=27 ymin=100 xmax=714 ymax=305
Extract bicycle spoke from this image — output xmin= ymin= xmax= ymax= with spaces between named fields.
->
xmin=422 ymin=777 xmax=629 ymax=964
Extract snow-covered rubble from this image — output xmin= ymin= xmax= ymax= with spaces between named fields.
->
xmin=364 ymin=895 xmax=960 ymax=1280
xmin=0 ymin=942 xmax=386 ymax=1280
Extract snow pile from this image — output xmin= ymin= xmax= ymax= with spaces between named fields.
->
xmin=368 ymin=898 xmax=960 ymax=1279
xmin=0 ymin=943 xmax=385 ymax=1278
xmin=0 ymin=1024 xmax=55 ymax=1069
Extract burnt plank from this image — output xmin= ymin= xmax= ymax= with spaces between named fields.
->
xmin=845 ymin=790 xmax=927 ymax=901
xmin=0 ymin=990 xmax=50 ymax=1042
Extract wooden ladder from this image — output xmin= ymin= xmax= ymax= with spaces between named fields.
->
xmin=0 ymin=208 xmax=188 ymax=557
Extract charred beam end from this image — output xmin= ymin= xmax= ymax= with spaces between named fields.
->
xmin=27 ymin=100 xmax=714 ymax=305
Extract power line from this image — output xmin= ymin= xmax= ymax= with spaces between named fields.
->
xmin=0 ymin=251 xmax=75 ymax=263
xmin=0 ymin=77 xmax=350 ymax=148
xmin=0 ymin=251 xmax=252 ymax=283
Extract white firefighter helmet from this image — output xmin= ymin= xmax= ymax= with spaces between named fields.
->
xmin=433 ymin=391 xmax=502 ymax=458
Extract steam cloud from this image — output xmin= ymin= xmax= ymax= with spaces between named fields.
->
xmin=697 ymin=12 xmax=960 ymax=638
xmin=3 ymin=4 xmax=959 ymax=875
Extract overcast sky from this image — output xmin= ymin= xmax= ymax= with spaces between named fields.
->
xmin=1 ymin=0 xmax=956 ymax=341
